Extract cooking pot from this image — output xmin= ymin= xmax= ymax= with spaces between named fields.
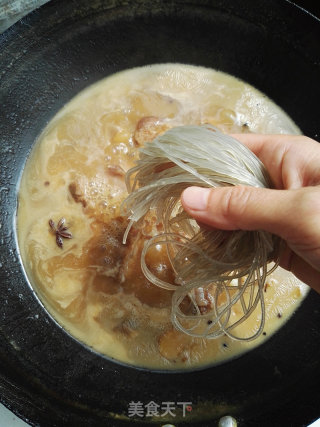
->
xmin=0 ymin=1 xmax=320 ymax=425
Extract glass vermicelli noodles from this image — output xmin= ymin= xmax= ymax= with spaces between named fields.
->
xmin=122 ymin=125 xmax=281 ymax=341
xmin=18 ymin=64 xmax=308 ymax=369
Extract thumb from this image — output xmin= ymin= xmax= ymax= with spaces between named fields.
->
xmin=181 ymin=185 xmax=320 ymax=291
xmin=181 ymin=185 xmax=316 ymax=238
xmin=181 ymin=185 xmax=320 ymax=271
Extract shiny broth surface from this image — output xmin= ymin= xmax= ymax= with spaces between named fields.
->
xmin=18 ymin=64 xmax=308 ymax=369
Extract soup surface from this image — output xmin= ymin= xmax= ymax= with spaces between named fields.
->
xmin=18 ymin=64 xmax=308 ymax=369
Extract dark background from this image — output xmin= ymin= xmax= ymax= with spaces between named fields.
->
xmin=293 ymin=0 xmax=320 ymax=18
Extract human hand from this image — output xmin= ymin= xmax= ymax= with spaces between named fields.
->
xmin=181 ymin=134 xmax=320 ymax=292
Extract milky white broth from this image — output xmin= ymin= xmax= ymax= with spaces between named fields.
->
xmin=17 ymin=64 xmax=308 ymax=369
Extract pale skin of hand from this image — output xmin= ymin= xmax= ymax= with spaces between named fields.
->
xmin=181 ymin=134 xmax=320 ymax=293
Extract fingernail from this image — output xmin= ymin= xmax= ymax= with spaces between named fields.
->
xmin=182 ymin=187 xmax=211 ymax=211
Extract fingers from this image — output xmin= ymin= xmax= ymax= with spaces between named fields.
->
xmin=231 ymin=133 xmax=318 ymax=159
xmin=280 ymin=245 xmax=320 ymax=293
xmin=231 ymin=133 xmax=294 ymax=156
xmin=231 ymin=134 xmax=292 ymax=188
xmin=181 ymin=185 xmax=296 ymax=235
xmin=181 ymin=186 xmax=320 ymax=263
xmin=230 ymin=134 xmax=320 ymax=189
xmin=181 ymin=185 xmax=320 ymax=290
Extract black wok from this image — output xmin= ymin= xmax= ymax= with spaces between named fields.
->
xmin=0 ymin=1 xmax=320 ymax=425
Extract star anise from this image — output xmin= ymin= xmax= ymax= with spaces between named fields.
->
xmin=49 ymin=218 xmax=72 ymax=248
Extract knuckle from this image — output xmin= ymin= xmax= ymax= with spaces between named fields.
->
xmin=286 ymin=187 xmax=320 ymax=245
xmin=295 ymin=187 xmax=320 ymax=217
xmin=220 ymin=185 xmax=252 ymax=221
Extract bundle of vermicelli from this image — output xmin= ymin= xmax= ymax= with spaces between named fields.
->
xmin=122 ymin=125 xmax=280 ymax=341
